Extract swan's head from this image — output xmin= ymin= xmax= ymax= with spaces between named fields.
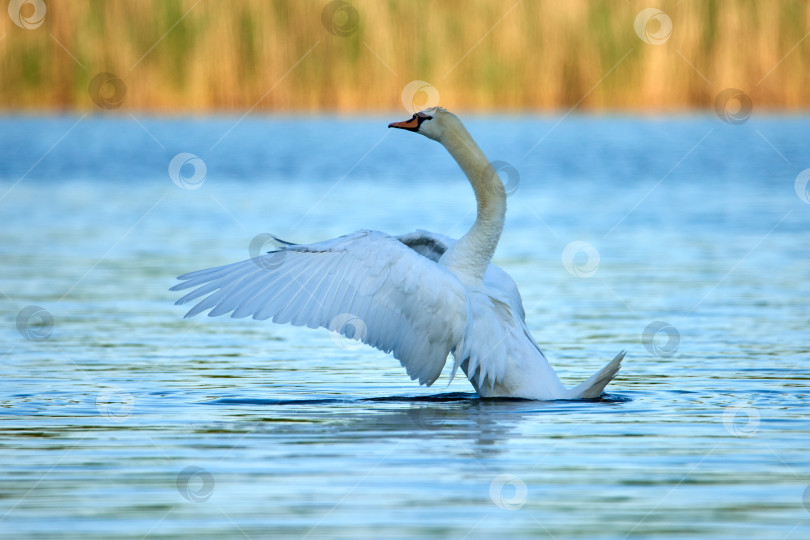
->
xmin=388 ymin=107 xmax=455 ymax=142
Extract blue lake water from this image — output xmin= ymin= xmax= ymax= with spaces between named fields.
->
xmin=1 ymin=113 xmax=809 ymax=539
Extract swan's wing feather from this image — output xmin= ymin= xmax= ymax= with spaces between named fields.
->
xmin=172 ymin=230 xmax=468 ymax=386
xmin=483 ymin=264 xmax=526 ymax=322
xmin=396 ymin=230 xmax=451 ymax=262
xmin=397 ymin=229 xmax=525 ymax=321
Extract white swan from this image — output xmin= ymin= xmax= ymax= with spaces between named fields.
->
xmin=172 ymin=107 xmax=624 ymax=400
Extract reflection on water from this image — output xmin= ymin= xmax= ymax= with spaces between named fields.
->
xmin=1 ymin=114 xmax=809 ymax=539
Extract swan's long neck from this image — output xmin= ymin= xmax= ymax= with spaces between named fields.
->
xmin=439 ymin=123 xmax=506 ymax=283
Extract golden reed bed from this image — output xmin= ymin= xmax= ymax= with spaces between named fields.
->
xmin=1 ymin=0 xmax=808 ymax=112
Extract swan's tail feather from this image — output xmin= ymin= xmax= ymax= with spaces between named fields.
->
xmin=569 ymin=350 xmax=625 ymax=399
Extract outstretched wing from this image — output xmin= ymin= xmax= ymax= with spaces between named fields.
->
xmin=172 ymin=230 xmax=468 ymax=386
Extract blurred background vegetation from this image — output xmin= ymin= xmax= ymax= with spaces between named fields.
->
xmin=0 ymin=0 xmax=808 ymax=112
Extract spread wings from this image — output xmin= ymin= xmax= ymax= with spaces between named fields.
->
xmin=171 ymin=230 xmax=468 ymax=386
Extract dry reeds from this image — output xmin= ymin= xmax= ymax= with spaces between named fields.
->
xmin=0 ymin=0 xmax=807 ymax=112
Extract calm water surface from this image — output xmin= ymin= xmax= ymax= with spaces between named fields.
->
xmin=1 ymin=114 xmax=809 ymax=539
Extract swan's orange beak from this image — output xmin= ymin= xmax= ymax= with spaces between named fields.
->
xmin=388 ymin=116 xmax=419 ymax=131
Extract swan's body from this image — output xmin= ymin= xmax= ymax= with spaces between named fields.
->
xmin=172 ymin=108 xmax=624 ymax=400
